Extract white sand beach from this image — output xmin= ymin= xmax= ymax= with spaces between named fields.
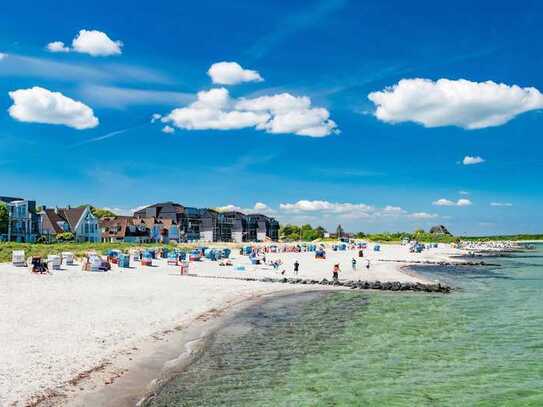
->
xmin=0 ymin=243 xmax=463 ymax=406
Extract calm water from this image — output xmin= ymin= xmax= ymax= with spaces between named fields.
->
xmin=146 ymin=245 xmax=543 ymax=406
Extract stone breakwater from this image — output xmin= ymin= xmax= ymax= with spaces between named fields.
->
xmin=188 ymin=274 xmax=452 ymax=294
xmin=378 ymin=259 xmax=500 ymax=267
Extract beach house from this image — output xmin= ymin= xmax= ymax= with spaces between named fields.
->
xmin=39 ymin=206 xmax=101 ymax=242
xmin=100 ymin=216 xmax=151 ymax=243
xmin=7 ymin=200 xmax=40 ymax=242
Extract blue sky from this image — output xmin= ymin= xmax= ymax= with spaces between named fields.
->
xmin=1 ymin=0 xmax=542 ymax=235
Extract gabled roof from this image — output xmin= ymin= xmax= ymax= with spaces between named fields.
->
xmin=41 ymin=209 xmax=65 ymax=233
xmin=58 ymin=207 xmax=86 ymax=231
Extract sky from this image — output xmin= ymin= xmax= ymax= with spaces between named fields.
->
xmin=0 ymin=0 xmax=542 ymax=235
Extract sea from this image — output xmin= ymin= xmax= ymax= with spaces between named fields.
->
xmin=145 ymin=243 xmax=543 ymax=406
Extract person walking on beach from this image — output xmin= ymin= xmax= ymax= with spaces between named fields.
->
xmin=351 ymin=258 xmax=357 ymax=271
xmin=294 ymin=260 xmax=300 ymax=275
xmin=332 ymin=264 xmax=340 ymax=281
xmin=366 ymin=259 xmax=371 ymax=270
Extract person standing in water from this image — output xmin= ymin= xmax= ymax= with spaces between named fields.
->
xmin=332 ymin=264 xmax=340 ymax=281
xmin=294 ymin=260 xmax=300 ymax=275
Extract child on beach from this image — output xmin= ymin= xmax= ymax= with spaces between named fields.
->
xmin=332 ymin=264 xmax=340 ymax=281
xmin=351 ymin=258 xmax=357 ymax=270
xmin=366 ymin=259 xmax=371 ymax=270
xmin=294 ymin=260 xmax=300 ymax=275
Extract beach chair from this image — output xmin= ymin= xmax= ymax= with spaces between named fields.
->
xmin=62 ymin=252 xmax=75 ymax=266
xmin=47 ymin=255 xmax=62 ymax=270
xmin=118 ymin=254 xmax=130 ymax=268
xmin=12 ymin=250 xmax=26 ymax=266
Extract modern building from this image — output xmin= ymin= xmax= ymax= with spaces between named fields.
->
xmin=133 ymin=202 xmax=280 ymax=242
xmin=245 ymin=214 xmax=279 ymax=242
xmin=7 ymin=200 xmax=40 ymax=242
xmin=39 ymin=206 xmax=101 ymax=242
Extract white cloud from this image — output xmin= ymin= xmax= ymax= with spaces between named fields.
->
xmin=208 ymin=61 xmax=263 ymax=85
xmin=433 ymin=198 xmax=455 ymax=206
xmin=463 ymin=155 xmax=485 ymax=165
xmin=163 ymin=88 xmax=269 ymax=131
xmin=46 ymin=41 xmax=70 ymax=53
xmin=151 ymin=113 xmax=162 ymax=123
xmin=408 ymin=212 xmax=438 ymax=219
xmin=490 ymin=202 xmax=513 ymax=207
xmin=216 ymin=202 xmax=275 ymax=214
xmin=457 ymin=198 xmax=472 ymax=206
xmin=459 ymin=191 xmax=469 ymax=195
xmin=0 ymin=52 xmax=7 ymax=60
xmin=383 ymin=205 xmax=406 ymax=214
xmin=8 ymin=86 xmax=98 ymax=130
xmin=433 ymin=198 xmax=472 ymax=207
xmin=254 ymin=202 xmax=270 ymax=211
xmin=162 ymin=125 xmax=175 ymax=134
xmin=368 ymin=78 xmax=543 ymax=129
xmin=279 ymin=200 xmax=373 ymax=218
xmin=236 ymin=93 xmax=338 ymax=137
xmin=72 ymin=30 xmax=123 ymax=56
xmin=161 ymin=88 xmax=337 ymax=137
xmin=47 ymin=30 xmax=123 ymax=57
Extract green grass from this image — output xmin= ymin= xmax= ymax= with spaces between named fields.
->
xmin=0 ymin=242 xmax=200 ymax=263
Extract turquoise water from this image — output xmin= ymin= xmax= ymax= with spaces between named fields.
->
xmin=146 ymin=245 xmax=543 ymax=406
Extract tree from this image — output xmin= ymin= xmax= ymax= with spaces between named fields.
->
xmin=0 ymin=202 xmax=7 ymax=235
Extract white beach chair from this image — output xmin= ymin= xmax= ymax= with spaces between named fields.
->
xmin=62 ymin=252 xmax=75 ymax=265
xmin=12 ymin=250 xmax=26 ymax=266
xmin=47 ymin=255 xmax=62 ymax=270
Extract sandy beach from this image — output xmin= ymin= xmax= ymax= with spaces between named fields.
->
xmin=0 ymin=242 xmax=463 ymax=406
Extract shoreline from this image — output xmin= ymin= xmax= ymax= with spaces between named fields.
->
xmin=52 ymin=290 xmax=306 ymax=407
xmin=1 ymin=242 xmax=471 ymax=406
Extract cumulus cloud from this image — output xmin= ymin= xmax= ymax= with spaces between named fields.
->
xmin=368 ymin=78 xmax=543 ymax=129
xmin=490 ymin=202 xmax=513 ymax=207
xmin=463 ymin=155 xmax=485 ymax=165
xmin=161 ymin=88 xmax=338 ymax=137
xmin=237 ymin=93 xmax=338 ymax=137
xmin=46 ymin=41 xmax=70 ymax=53
xmin=0 ymin=52 xmax=7 ymax=60
xmin=162 ymin=88 xmax=269 ymax=131
xmin=161 ymin=125 xmax=175 ymax=134
xmin=8 ymin=86 xmax=98 ymax=129
xmin=216 ymin=202 xmax=275 ymax=214
xmin=279 ymin=200 xmax=373 ymax=219
xmin=208 ymin=61 xmax=263 ymax=85
xmin=278 ymin=199 xmax=439 ymax=222
xmin=47 ymin=30 xmax=123 ymax=56
xmin=433 ymin=198 xmax=472 ymax=207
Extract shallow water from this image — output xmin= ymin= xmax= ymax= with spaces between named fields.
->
xmin=146 ymin=245 xmax=543 ymax=406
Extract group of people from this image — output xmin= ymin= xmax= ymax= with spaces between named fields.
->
xmin=281 ymin=258 xmax=371 ymax=281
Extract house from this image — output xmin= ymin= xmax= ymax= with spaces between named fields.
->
xmin=139 ymin=217 xmax=180 ymax=243
xmin=7 ymin=200 xmax=40 ymax=242
xmin=100 ymin=216 xmax=150 ymax=243
xmin=131 ymin=202 xmax=280 ymax=243
xmin=0 ymin=196 xmax=23 ymax=204
xmin=39 ymin=206 xmax=100 ymax=242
